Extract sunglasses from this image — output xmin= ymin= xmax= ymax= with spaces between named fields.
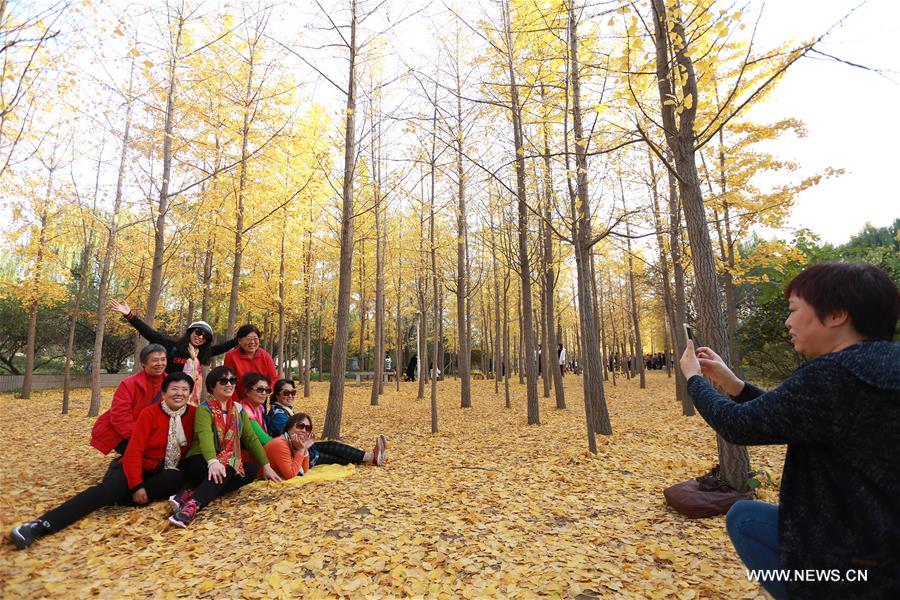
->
xmin=217 ymin=377 xmax=238 ymax=386
xmin=294 ymin=423 xmax=312 ymax=432
xmin=280 ymin=390 xmax=297 ymax=397
xmin=252 ymin=386 xmax=272 ymax=394
xmin=190 ymin=329 xmax=210 ymax=340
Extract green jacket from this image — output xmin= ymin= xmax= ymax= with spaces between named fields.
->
xmin=187 ymin=402 xmax=269 ymax=466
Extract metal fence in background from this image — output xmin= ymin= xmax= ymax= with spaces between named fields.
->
xmin=0 ymin=373 xmax=130 ymax=393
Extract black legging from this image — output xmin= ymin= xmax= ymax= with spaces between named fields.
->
xmin=313 ymin=441 xmax=365 ymax=466
xmin=40 ymin=462 xmax=182 ymax=533
xmin=182 ymin=454 xmax=259 ymax=509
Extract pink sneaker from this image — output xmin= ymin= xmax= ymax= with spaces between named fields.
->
xmin=373 ymin=435 xmax=387 ymax=466
xmin=168 ymin=499 xmax=199 ymax=528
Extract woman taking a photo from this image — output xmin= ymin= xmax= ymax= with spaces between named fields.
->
xmin=11 ymin=372 xmax=197 ymax=549
xmin=109 ymin=299 xmax=236 ymax=403
xmin=679 ymin=262 xmax=899 ymax=599
xmin=169 ymin=365 xmax=281 ymax=528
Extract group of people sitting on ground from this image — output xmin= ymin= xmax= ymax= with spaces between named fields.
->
xmin=10 ymin=303 xmax=388 ymax=550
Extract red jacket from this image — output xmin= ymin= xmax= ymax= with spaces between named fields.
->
xmin=224 ymin=347 xmax=278 ymax=400
xmin=90 ymin=370 xmax=165 ymax=454
xmin=121 ymin=403 xmax=196 ymax=491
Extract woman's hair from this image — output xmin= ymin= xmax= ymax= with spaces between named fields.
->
xmin=174 ymin=328 xmax=213 ymax=366
xmin=162 ymin=371 xmax=195 ymax=393
xmin=139 ymin=343 xmax=167 ymax=364
xmin=272 ymin=378 xmax=295 ymax=403
xmin=785 ymin=262 xmax=900 ymax=340
xmin=284 ymin=412 xmax=313 ymax=433
xmin=243 ymin=371 xmax=270 ymax=392
xmin=236 ymin=324 xmax=261 ymax=340
xmin=205 ymin=365 xmax=236 ymax=394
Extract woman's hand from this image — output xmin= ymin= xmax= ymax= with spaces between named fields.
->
xmin=695 ymin=346 xmax=744 ymax=396
xmin=289 ymin=431 xmax=307 ymax=453
xmin=109 ymin=299 xmax=131 ymax=316
xmin=132 ymin=488 xmax=149 ymax=505
xmin=679 ymin=340 xmax=702 ymax=380
xmin=208 ymin=460 xmax=227 ymax=484
xmin=302 ymin=432 xmax=316 ymax=451
xmin=262 ymin=464 xmax=283 ymax=482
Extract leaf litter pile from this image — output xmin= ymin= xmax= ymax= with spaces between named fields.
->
xmin=0 ymin=372 xmax=783 ymax=598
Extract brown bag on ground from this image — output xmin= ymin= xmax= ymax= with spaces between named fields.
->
xmin=663 ymin=465 xmax=754 ymax=518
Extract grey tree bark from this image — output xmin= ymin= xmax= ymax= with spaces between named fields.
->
xmin=650 ymin=0 xmax=750 ymax=491
xmin=323 ymin=0 xmax=358 ymax=439
xmin=502 ymin=0 xmax=539 ymax=424
xmin=90 ymin=61 xmax=135 ymax=416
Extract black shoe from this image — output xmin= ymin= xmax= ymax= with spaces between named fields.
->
xmin=11 ymin=519 xmax=50 ymax=550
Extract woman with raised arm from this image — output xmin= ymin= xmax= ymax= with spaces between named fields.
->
xmin=679 ymin=262 xmax=900 ymax=599
xmin=11 ymin=372 xmax=197 ymax=549
xmin=109 ymin=299 xmax=236 ymax=403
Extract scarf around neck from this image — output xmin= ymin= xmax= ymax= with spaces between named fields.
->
xmin=208 ymin=397 xmax=243 ymax=476
xmin=159 ymin=401 xmax=187 ymax=470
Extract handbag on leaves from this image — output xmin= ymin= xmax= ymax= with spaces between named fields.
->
xmin=663 ymin=465 xmax=753 ymax=518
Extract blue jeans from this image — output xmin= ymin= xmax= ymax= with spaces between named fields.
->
xmin=726 ymin=500 xmax=788 ymax=600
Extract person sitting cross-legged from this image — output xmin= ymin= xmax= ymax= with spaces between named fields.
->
xmin=168 ymin=365 xmax=281 ymax=528
xmin=11 ymin=372 xmax=197 ymax=550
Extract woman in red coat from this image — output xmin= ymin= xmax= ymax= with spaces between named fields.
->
xmin=224 ymin=325 xmax=278 ymax=401
xmin=10 ymin=372 xmax=197 ymax=550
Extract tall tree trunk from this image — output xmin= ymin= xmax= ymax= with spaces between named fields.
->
xmin=323 ymin=0 xmax=357 ymax=439
xmin=625 ymin=213 xmax=646 ymax=388
xmin=63 ymin=152 xmax=101 ymax=412
xmin=277 ymin=210 xmax=287 ymax=378
xmin=429 ymin=171 xmax=440 ymax=433
xmin=90 ymin=63 xmax=135 ymax=416
xmin=717 ymin=135 xmax=744 ymax=378
xmin=648 ymin=152 xmax=682 ymax=393
xmin=454 ymin=82 xmax=472 ymax=409
xmin=22 ymin=202 xmax=49 ymax=399
xmin=503 ymin=0 xmax=539 ymax=424
xmin=226 ymin=39 xmax=256 ymax=339
xmin=539 ymin=148 xmax=566 ymax=408
xmin=539 ymin=282 xmax=550 ymax=397
xmin=604 ymin=269 xmax=618 ymax=387
xmin=395 ymin=267 xmax=402 ymax=392
xmin=566 ymin=3 xmax=610 ymax=450
xmin=303 ymin=232 xmax=313 ymax=397
xmin=490 ymin=209 xmax=502 ymax=394
xmin=370 ymin=113 xmax=385 ymax=404
xmin=143 ymin=11 xmax=185 ymax=360
xmin=651 ymin=0 xmax=749 ymax=491
xmin=665 ymin=157 xmax=692 ymax=414
xmin=357 ymin=240 xmax=367 ymax=371
xmin=503 ymin=273 xmax=511 ymax=409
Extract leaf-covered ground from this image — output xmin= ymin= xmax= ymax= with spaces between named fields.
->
xmin=0 ymin=372 xmax=783 ymax=598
